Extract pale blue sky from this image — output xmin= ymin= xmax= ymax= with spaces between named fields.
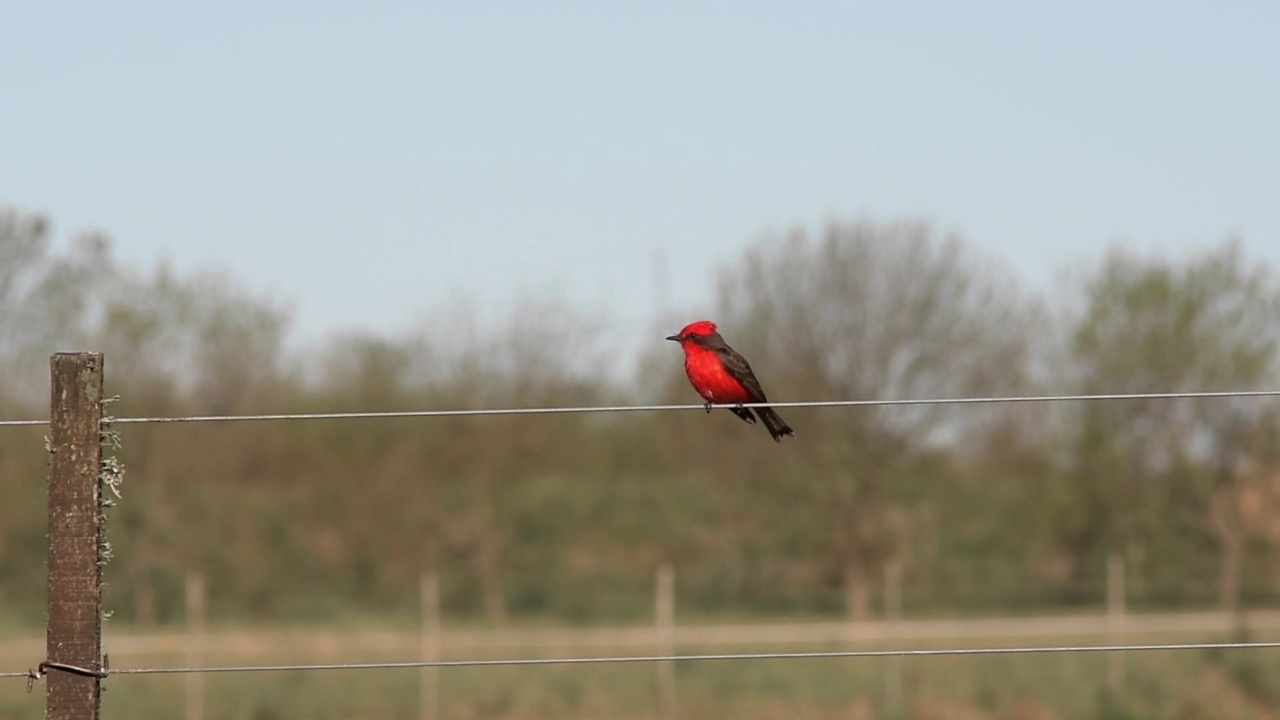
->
xmin=3 ymin=2 xmax=1277 ymax=345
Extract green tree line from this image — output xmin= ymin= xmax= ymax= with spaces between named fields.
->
xmin=3 ymin=206 xmax=1280 ymax=627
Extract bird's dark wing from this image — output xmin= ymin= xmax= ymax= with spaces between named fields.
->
xmin=703 ymin=334 xmax=770 ymax=402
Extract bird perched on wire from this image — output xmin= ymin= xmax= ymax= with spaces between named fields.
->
xmin=666 ymin=320 xmax=794 ymax=442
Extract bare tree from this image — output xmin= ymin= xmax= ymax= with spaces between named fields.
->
xmin=412 ymin=297 xmax=609 ymax=622
xmin=1060 ymin=240 xmax=1280 ymax=607
xmin=0 ymin=209 xmax=114 ymax=407
xmin=714 ymin=218 xmax=1033 ymax=618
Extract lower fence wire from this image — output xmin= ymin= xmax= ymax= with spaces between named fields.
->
xmin=6 ymin=640 xmax=1280 ymax=681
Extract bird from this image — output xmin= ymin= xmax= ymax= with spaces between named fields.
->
xmin=666 ymin=320 xmax=794 ymax=442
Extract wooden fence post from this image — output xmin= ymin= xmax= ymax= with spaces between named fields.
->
xmin=47 ymin=352 xmax=105 ymax=720
xmin=656 ymin=565 xmax=676 ymax=720
xmin=1107 ymin=554 xmax=1126 ymax=694
xmin=883 ymin=559 xmax=903 ymax=717
xmin=185 ymin=573 xmax=206 ymax=720
xmin=420 ymin=574 xmax=441 ymax=720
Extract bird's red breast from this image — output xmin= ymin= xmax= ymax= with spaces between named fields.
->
xmin=679 ymin=343 xmax=754 ymax=404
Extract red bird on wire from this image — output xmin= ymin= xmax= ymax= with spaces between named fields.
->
xmin=666 ymin=320 xmax=795 ymax=442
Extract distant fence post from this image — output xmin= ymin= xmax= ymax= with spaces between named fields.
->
xmin=656 ymin=564 xmax=676 ymax=720
xmin=185 ymin=572 xmax=206 ymax=720
xmin=883 ymin=559 xmax=903 ymax=717
xmin=420 ymin=574 xmax=441 ymax=720
xmin=47 ymin=352 xmax=105 ymax=720
xmin=1107 ymin=554 xmax=1126 ymax=694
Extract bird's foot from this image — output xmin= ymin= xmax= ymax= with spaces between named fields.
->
xmin=704 ymin=402 xmax=713 ymax=414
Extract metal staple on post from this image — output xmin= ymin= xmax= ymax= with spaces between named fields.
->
xmin=46 ymin=353 xmax=106 ymax=720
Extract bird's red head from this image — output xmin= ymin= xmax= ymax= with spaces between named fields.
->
xmin=665 ymin=320 xmax=718 ymax=343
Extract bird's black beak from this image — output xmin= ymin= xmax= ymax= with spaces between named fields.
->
xmin=665 ymin=334 xmax=681 ymax=342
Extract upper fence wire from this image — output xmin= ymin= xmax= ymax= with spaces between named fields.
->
xmin=2 ymin=389 xmax=1279 ymax=427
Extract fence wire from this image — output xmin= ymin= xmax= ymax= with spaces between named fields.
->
xmin=5 ymin=387 xmax=1280 ymax=687
xmin=1 ymin=389 xmax=1279 ymax=427
xmin=5 ymin=640 xmax=1280 ymax=682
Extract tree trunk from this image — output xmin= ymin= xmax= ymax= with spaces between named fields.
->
xmin=134 ymin=568 xmax=157 ymax=627
xmin=1211 ymin=491 xmax=1245 ymax=612
xmin=477 ymin=538 xmax=507 ymax=623
xmin=132 ymin=524 xmax=157 ymax=626
xmin=844 ymin=559 xmax=870 ymax=621
xmin=1218 ymin=532 xmax=1244 ymax=611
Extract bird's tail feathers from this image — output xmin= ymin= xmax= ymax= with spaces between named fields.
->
xmin=757 ymin=407 xmax=794 ymax=442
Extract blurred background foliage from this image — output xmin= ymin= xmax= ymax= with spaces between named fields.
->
xmin=3 ymin=205 xmax=1280 ymax=631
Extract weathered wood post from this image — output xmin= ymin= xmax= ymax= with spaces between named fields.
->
xmin=1107 ymin=554 xmax=1126 ymax=694
xmin=185 ymin=572 xmax=206 ymax=720
xmin=656 ymin=564 xmax=676 ymax=720
xmin=884 ymin=559 xmax=903 ymax=716
xmin=420 ymin=573 xmax=441 ymax=720
xmin=46 ymin=352 xmax=106 ymax=720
